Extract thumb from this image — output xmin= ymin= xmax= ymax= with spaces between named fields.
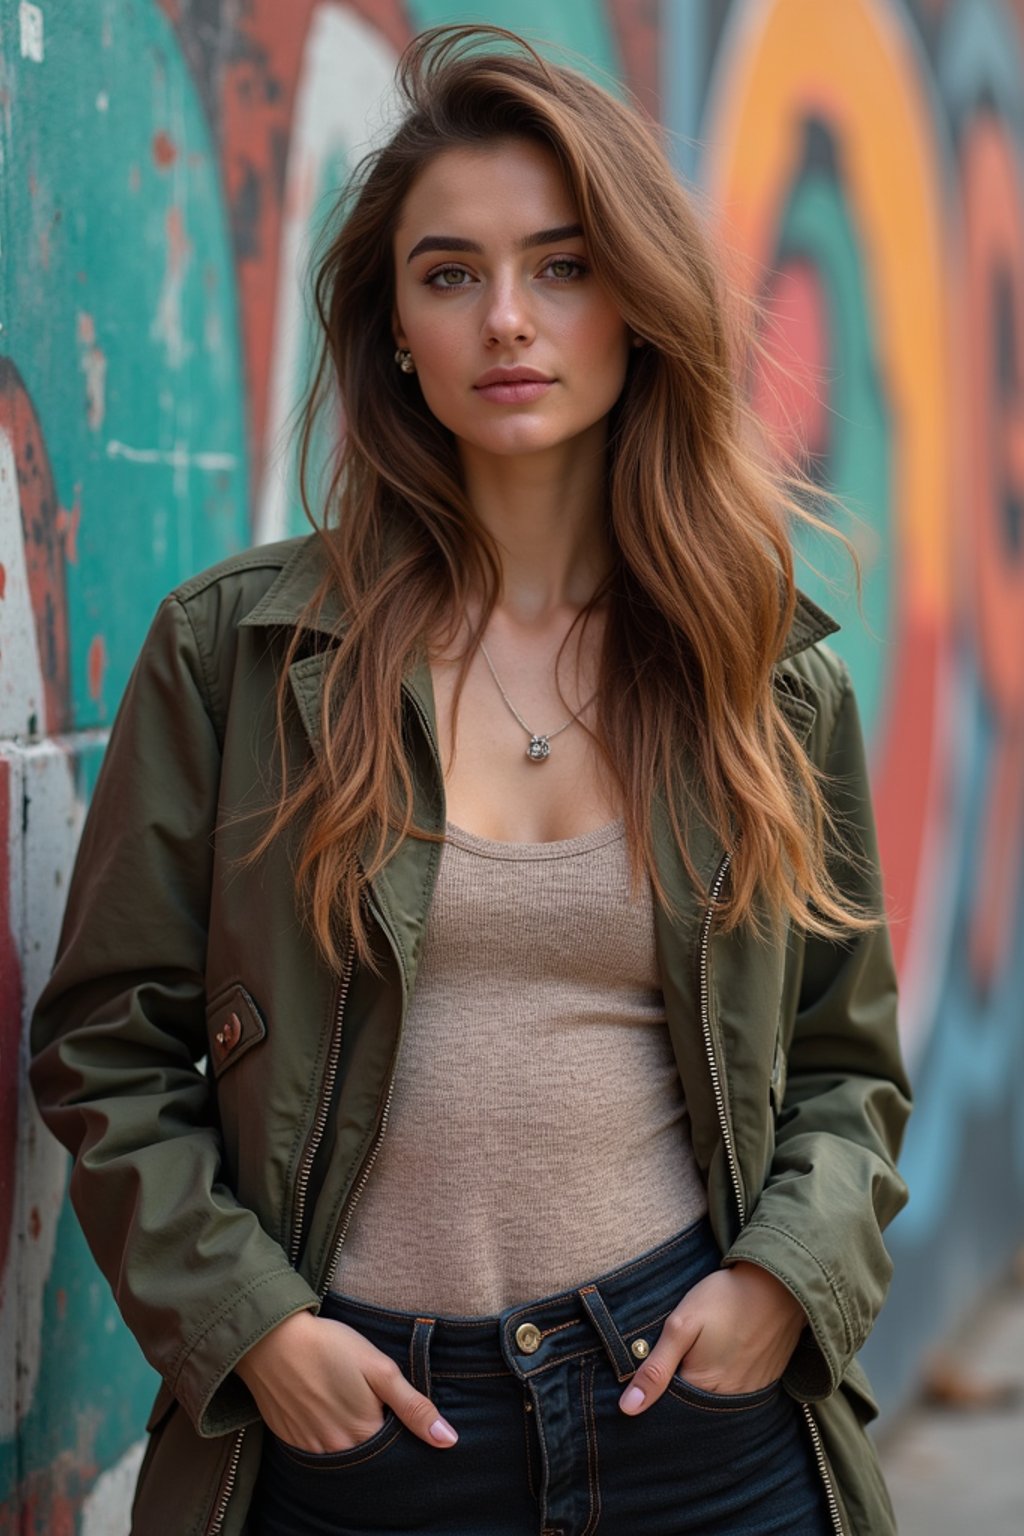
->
xmin=372 ymin=1361 xmax=459 ymax=1449
xmin=619 ymin=1311 xmax=702 ymax=1415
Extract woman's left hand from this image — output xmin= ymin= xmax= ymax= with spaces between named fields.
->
xmin=618 ymin=1261 xmax=807 ymax=1414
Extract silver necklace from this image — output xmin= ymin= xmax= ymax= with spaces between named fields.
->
xmin=478 ymin=639 xmax=597 ymax=763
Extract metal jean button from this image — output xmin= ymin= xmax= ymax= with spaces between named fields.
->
xmin=515 ymin=1321 xmax=542 ymax=1355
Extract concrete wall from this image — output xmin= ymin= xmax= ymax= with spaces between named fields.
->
xmin=1 ymin=1 xmax=1022 ymax=1528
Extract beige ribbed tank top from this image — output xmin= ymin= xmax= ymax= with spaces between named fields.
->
xmin=329 ymin=818 xmax=708 ymax=1315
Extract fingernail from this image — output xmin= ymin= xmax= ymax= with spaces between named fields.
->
xmin=429 ymin=1417 xmax=458 ymax=1445
xmin=620 ymin=1385 xmax=645 ymax=1412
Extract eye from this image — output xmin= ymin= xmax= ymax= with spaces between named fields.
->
xmin=424 ymin=264 xmax=474 ymax=290
xmin=541 ymin=255 xmax=588 ymax=282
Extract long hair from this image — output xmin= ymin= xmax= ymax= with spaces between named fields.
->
xmin=251 ymin=23 xmax=873 ymax=970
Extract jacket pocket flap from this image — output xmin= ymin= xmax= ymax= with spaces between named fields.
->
xmin=206 ymin=983 xmax=266 ymax=1079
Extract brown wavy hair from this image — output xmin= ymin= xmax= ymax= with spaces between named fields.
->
xmin=252 ymin=23 xmax=873 ymax=970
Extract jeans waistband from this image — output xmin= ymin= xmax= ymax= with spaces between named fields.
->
xmin=322 ymin=1214 xmax=721 ymax=1388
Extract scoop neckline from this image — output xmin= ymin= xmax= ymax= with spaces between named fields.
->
xmin=444 ymin=818 xmax=626 ymax=861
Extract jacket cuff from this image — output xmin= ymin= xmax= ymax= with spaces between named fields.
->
xmin=721 ymin=1220 xmax=853 ymax=1400
xmin=170 ymin=1266 xmax=320 ymax=1436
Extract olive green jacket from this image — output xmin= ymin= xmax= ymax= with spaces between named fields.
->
xmin=30 ymin=536 xmax=911 ymax=1535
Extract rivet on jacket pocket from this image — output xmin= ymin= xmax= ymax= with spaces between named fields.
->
xmin=205 ymin=983 xmax=267 ymax=1078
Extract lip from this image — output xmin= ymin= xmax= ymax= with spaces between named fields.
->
xmin=473 ymin=366 xmax=554 ymax=388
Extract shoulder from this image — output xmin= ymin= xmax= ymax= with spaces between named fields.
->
xmin=128 ymin=537 xmax=316 ymax=737
xmin=158 ymin=534 xmax=318 ymax=666
xmin=775 ymin=585 xmax=854 ymax=769
xmin=169 ymin=535 xmax=312 ymax=618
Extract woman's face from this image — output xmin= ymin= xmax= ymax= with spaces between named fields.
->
xmin=392 ymin=137 xmax=632 ymax=463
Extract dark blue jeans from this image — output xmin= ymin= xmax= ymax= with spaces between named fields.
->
xmin=251 ymin=1216 xmax=830 ymax=1535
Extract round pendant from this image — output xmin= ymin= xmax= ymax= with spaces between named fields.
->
xmin=527 ymin=735 xmax=551 ymax=763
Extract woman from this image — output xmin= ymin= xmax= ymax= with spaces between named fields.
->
xmin=30 ymin=25 xmax=910 ymax=1536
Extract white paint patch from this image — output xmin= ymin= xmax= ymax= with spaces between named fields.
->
xmin=80 ymin=1438 xmax=147 ymax=1536
xmin=0 ymin=443 xmax=105 ymax=1436
xmin=0 ymin=427 xmax=46 ymax=738
xmin=150 ymin=206 xmax=191 ymax=370
xmin=19 ymin=2 xmax=44 ymax=64
xmin=0 ymin=740 xmax=88 ymax=1437
xmin=149 ymin=59 xmax=193 ymax=371
xmin=96 ymin=91 xmax=109 ymax=113
xmin=255 ymin=5 xmax=399 ymax=544
xmin=78 ymin=312 xmax=108 ymax=433
xmin=105 ymin=439 xmax=237 ymax=472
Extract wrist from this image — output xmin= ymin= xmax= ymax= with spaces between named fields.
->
xmin=235 ymin=1307 xmax=316 ymax=1388
xmin=729 ymin=1261 xmax=808 ymax=1327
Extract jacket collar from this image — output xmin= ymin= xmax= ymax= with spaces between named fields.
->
xmin=238 ymin=533 xmax=841 ymax=660
xmin=247 ymin=536 xmax=838 ymax=1019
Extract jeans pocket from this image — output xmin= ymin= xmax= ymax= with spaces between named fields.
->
xmin=269 ymin=1412 xmax=403 ymax=1472
xmin=665 ymin=1374 xmax=783 ymax=1414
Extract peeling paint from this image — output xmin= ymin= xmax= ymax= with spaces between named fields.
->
xmin=86 ymin=638 xmax=105 ymax=704
xmin=150 ymin=204 xmax=192 ymax=369
xmin=104 ymin=440 xmax=237 ymax=473
xmin=18 ymin=3 xmax=44 ymax=65
xmin=152 ymin=130 xmax=178 ymax=169
xmin=79 ymin=1441 xmax=145 ymax=1536
xmin=54 ymin=487 xmax=80 ymax=568
xmin=76 ymin=315 xmax=106 ymax=433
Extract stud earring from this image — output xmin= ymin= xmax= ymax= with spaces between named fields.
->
xmin=394 ymin=347 xmax=416 ymax=374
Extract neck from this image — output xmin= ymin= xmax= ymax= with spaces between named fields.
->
xmin=458 ymin=424 xmax=612 ymax=622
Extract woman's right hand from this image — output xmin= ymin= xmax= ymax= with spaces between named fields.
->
xmin=234 ymin=1310 xmax=458 ymax=1452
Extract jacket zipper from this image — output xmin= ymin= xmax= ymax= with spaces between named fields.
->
xmin=208 ymin=684 xmax=434 ymax=1535
xmin=316 ymin=883 xmax=406 ymax=1294
xmin=205 ymin=1431 xmax=244 ymax=1536
xmin=320 ymin=1063 xmax=397 ymax=1291
xmin=699 ymin=852 xmax=845 ymax=1536
xmin=288 ymin=941 xmax=358 ymax=1265
xmin=315 ymin=684 xmax=441 ymax=1291
xmin=205 ymin=941 xmax=359 ymax=1535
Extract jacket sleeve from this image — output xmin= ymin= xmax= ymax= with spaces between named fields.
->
xmin=29 ymin=595 xmax=319 ymax=1437
xmin=723 ymin=656 xmax=912 ymax=1400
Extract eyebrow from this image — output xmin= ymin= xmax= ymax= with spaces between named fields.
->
xmin=405 ymin=223 xmax=585 ymax=263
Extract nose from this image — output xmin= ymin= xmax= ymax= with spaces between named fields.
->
xmin=482 ymin=273 xmax=535 ymax=348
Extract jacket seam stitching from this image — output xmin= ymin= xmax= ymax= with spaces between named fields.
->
xmin=172 ymin=548 xmax=295 ymax=601
xmin=731 ymin=1220 xmax=854 ymax=1358
xmin=173 ymin=595 xmax=227 ymax=750
xmin=170 ymin=1266 xmax=302 ymax=1386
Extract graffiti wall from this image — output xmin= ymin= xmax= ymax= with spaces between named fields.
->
xmin=1 ymin=0 xmax=1022 ymax=1527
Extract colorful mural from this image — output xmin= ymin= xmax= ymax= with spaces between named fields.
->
xmin=1 ymin=0 xmax=1022 ymax=1527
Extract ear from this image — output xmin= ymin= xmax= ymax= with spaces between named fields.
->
xmin=392 ymin=306 xmax=407 ymax=350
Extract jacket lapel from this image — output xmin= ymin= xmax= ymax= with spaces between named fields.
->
xmin=241 ymin=536 xmax=840 ymax=1209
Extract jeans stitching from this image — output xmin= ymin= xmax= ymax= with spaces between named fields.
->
xmin=538 ymin=1316 xmax=583 ymax=1342
xmin=580 ymin=1289 xmax=634 ymax=1383
xmin=580 ymin=1356 xmax=601 ymax=1536
xmin=664 ymin=1379 xmax=782 ymax=1414
xmin=523 ymin=1395 xmax=537 ymax=1502
xmin=409 ymin=1318 xmax=434 ymax=1397
xmin=523 ymin=1343 xmax=605 ymax=1376
xmin=275 ymin=1419 xmax=404 ymax=1471
xmin=531 ymin=1379 xmax=553 ymax=1528
xmin=432 ymin=1368 xmax=513 ymax=1380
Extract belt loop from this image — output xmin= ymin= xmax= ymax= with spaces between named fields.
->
xmin=410 ymin=1317 xmax=435 ymax=1396
xmin=577 ymin=1285 xmax=635 ymax=1382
